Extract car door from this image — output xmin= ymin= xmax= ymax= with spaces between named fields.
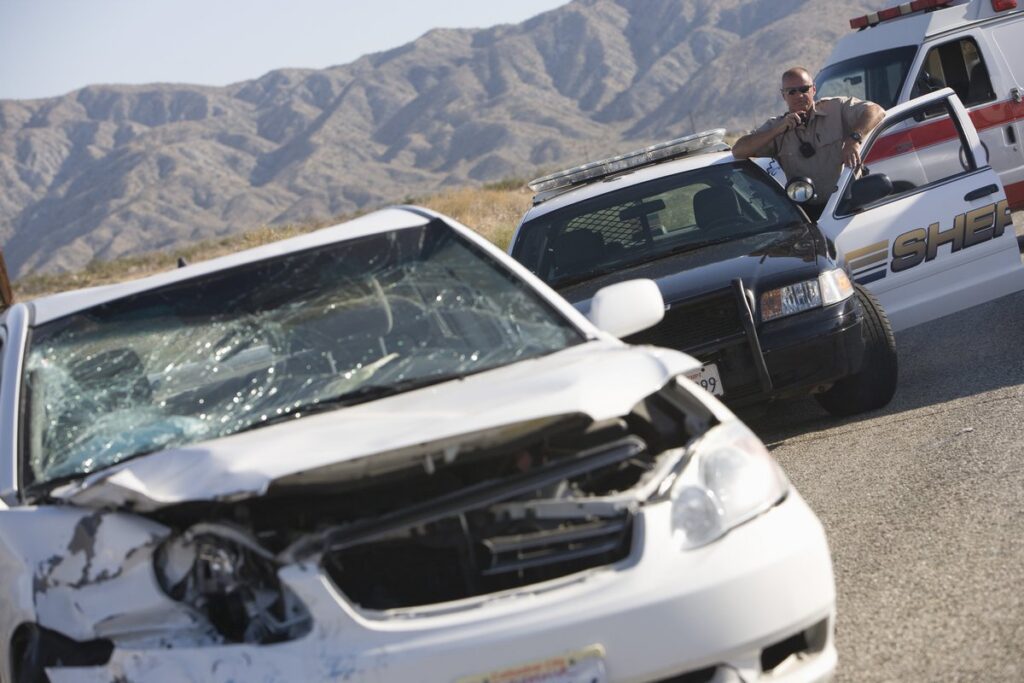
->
xmin=818 ymin=88 xmax=1024 ymax=332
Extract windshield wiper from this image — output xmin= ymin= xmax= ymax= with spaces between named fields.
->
xmin=663 ymin=236 xmax=737 ymax=255
xmin=550 ymin=265 xmax=626 ymax=289
xmin=235 ymin=371 xmax=473 ymax=432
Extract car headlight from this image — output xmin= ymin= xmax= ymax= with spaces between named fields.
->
xmin=154 ymin=527 xmax=312 ymax=644
xmin=670 ymin=422 xmax=789 ymax=550
xmin=759 ymin=269 xmax=854 ymax=322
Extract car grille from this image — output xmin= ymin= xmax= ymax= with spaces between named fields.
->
xmin=625 ymin=288 xmax=743 ymax=352
xmin=481 ymin=517 xmax=631 ymax=576
xmin=324 ymin=512 xmax=634 ymax=609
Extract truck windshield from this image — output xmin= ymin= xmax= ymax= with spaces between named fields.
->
xmin=815 ymin=46 xmax=918 ymax=109
xmin=512 ymin=161 xmax=805 ymax=288
xmin=22 ymin=221 xmax=583 ymax=489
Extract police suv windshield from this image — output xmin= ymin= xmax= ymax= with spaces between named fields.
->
xmin=23 ymin=221 xmax=583 ymax=489
xmin=512 ymin=161 xmax=806 ymax=288
xmin=815 ymin=46 xmax=918 ymax=109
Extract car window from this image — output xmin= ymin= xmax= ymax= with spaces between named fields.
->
xmin=910 ymin=37 xmax=995 ymax=113
xmin=513 ymin=162 xmax=805 ymax=286
xmin=22 ymin=221 xmax=584 ymax=490
xmin=839 ymin=97 xmax=978 ymax=214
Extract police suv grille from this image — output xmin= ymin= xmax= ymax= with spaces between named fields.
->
xmin=625 ymin=288 xmax=743 ymax=352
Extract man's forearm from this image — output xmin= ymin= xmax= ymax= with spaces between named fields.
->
xmin=852 ymin=103 xmax=885 ymax=138
xmin=732 ymin=125 xmax=782 ymax=159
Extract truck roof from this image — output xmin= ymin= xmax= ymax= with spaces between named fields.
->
xmin=831 ymin=0 xmax=1023 ymax=63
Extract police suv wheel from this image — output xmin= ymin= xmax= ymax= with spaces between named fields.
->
xmin=815 ymin=285 xmax=897 ymax=417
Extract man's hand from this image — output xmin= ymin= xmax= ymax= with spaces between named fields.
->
xmin=779 ymin=112 xmax=804 ymax=133
xmin=842 ymin=138 xmax=863 ymax=168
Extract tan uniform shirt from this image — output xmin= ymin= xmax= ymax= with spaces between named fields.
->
xmin=751 ymin=96 xmax=873 ymax=207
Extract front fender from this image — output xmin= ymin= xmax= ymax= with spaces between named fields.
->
xmin=0 ymin=506 xmax=185 ymax=662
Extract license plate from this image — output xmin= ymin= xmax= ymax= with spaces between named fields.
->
xmin=685 ymin=362 xmax=724 ymax=397
xmin=455 ymin=644 xmax=607 ymax=683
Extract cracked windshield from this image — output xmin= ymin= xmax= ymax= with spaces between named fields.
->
xmin=23 ymin=221 xmax=583 ymax=488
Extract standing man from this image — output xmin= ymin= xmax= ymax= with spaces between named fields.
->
xmin=732 ymin=66 xmax=884 ymax=220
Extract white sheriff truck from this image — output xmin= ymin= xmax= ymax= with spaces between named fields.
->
xmin=816 ymin=0 xmax=1024 ymax=211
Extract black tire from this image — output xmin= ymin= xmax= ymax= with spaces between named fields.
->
xmin=815 ymin=284 xmax=897 ymax=417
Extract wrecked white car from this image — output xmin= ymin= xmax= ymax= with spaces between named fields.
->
xmin=0 ymin=207 xmax=836 ymax=682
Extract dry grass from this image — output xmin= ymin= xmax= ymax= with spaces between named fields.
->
xmin=11 ymin=184 xmax=534 ymax=301
xmin=419 ymin=182 xmax=533 ymax=250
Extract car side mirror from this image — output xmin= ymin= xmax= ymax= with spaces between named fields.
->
xmin=786 ymin=177 xmax=816 ymax=204
xmin=587 ymin=279 xmax=664 ymax=339
xmin=848 ymin=174 xmax=894 ymax=210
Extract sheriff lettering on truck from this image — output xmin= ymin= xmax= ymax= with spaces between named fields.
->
xmin=815 ymin=0 xmax=1024 ymax=210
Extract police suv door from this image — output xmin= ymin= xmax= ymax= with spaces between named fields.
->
xmin=818 ymin=88 xmax=1024 ymax=332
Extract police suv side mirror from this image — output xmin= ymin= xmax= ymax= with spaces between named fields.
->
xmin=848 ymin=174 xmax=894 ymax=211
xmin=587 ymin=279 xmax=665 ymax=339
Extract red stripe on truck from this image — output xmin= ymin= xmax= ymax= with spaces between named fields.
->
xmin=1005 ymin=180 xmax=1024 ymax=210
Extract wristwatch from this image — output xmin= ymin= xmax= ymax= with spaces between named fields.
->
xmin=849 ymin=131 xmax=863 ymax=143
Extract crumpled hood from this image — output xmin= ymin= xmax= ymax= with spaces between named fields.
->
xmin=53 ymin=341 xmax=699 ymax=511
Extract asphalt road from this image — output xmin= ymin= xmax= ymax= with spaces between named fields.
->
xmin=742 ymin=223 xmax=1024 ymax=681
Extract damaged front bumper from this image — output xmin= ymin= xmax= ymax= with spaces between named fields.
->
xmin=35 ymin=491 xmax=835 ymax=683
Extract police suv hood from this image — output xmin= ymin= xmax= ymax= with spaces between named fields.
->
xmin=559 ymin=222 xmax=829 ymax=311
xmin=51 ymin=341 xmax=700 ymax=512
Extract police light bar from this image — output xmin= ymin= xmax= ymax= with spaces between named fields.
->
xmin=849 ymin=0 xmax=953 ymax=29
xmin=528 ymin=129 xmax=728 ymax=195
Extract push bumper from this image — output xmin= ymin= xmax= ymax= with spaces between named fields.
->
xmin=694 ymin=295 xmax=863 ymax=407
xmin=47 ymin=493 xmax=836 ymax=683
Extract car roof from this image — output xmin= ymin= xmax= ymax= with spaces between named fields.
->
xmin=27 ymin=207 xmax=434 ymax=325
xmin=522 ymin=151 xmax=740 ymax=223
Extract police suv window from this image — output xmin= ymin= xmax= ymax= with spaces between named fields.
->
xmin=911 ymin=37 xmax=996 ymax=113
xmin=838 ymin=98 xmax=975 ymax=215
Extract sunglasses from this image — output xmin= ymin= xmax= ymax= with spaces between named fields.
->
xmin=782 ymin=85 xmax=813 ymax=96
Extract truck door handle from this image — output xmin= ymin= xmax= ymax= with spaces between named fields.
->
xmin=964 ymin=184 xmax=998 ymax=201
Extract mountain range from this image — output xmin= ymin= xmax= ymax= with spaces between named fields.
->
xmin=0 ymin=0 xmax=885 ymax=278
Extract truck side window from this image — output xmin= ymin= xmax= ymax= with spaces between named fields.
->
xmin=911 ymin=37 xmax=995 ymax=112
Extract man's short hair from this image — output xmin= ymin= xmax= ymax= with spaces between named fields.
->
xmin=781 ymin=67 xmax=812 ymax=83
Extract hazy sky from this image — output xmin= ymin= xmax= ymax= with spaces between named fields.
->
xmin=0 ymin=0 xmax=570 ymax=100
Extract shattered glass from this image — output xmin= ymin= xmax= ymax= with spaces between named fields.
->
xmin=23 ymin=222 xmax=584 ymax=488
